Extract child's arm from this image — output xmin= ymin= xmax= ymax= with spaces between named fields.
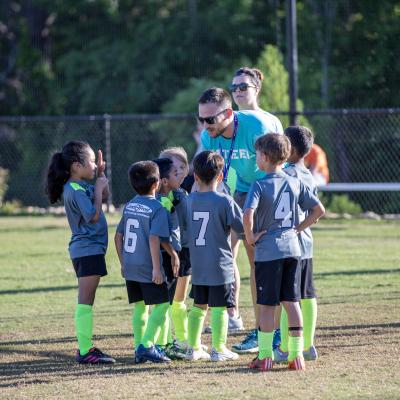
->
xmin=295 ymin=202 xmax=325 ymax=234
xmin=96 ymin=150 xmax=110 ymax=201
xmin=91 ymin=175 xmax=108 ymax=223
xmin=114 ymin=232 xmax=124 ymax=277
xmin=161 ymin=242 xmax=180 ymax=278
xmin=243 ymin=208 xmax=266 ymax=247
xmin=149 ymin=235 xmax=164 ymax=284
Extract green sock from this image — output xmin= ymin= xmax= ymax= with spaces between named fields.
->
xmin=211 ymin=307 xmax=228 ymax=352
xmin=288 ymin=335 xmax=304 ymax=361
xmin=258 ymin=330 xmax=274 ymax=360
xmin=132 ymin=301 xmax=148 ymax=349
xmin=280 ymin=308 xmax=289 ymax=352
xmin=301 ymin=298 xmax=317 ymax=350
xmin=171 ymin=300 xmax=188 ymax=342
xmin=155 ymin=307 xmax=170 ymax=346
xmin=75 ymin=304 xmax=93 ymax=355
xmin=188 ymin=306 xmax=207 ymax=350
xmin=141 ymin=302 xmax=169 ymax=348
xmin=167 ymin=307 xmax=173 ymax=344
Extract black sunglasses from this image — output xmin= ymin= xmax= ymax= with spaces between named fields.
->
xmin=229 ymin=82 xmax=256 ymax=92
xmin=198 ymin=109 xmax=227 ymax=124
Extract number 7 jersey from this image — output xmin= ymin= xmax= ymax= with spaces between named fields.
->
xmin=186 ymin=191 xmax=243 ymax=286
xmin=244 ymin=171 xmax=320 ymax=262
xmin=116 ymin=195 xmax=170 ymax=283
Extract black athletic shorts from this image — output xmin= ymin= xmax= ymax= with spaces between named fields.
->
xmin=126 ymin=280 xmax=169 ymax=305
xmin=300 ymin=258 xmax=316 ymax=299
xmin=72 ymin=254 xmax=107 ymax=278
xmin=255 ymin=258 xmax=301 ymax=306
xmin=189 ymin=283 xmax=235 ymax=308
xmin=178 ymin=247 xmax=192 ymax=277
xmin=233 ymin=190 xmax=247 ymax=240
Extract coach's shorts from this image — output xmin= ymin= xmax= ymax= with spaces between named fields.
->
xmin=72 ymin=254 xmax=107 ymax=278
xmin=300 ymin=258 xmax=316 ymax=299
xmin=255 ymin=257 xmax=301 ymax=306
xmin=190 ymin=283 xmax=235 ymax=308
xmin=126 ymin=280 xmax=169 ymax=305
xmin=178 ymin=247 xmax=192 ymax=277
xmin=233 ymin=190 xmax=248 ymax=240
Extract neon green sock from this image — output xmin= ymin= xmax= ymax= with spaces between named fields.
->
xmin=167 ymin=307 xmax=173 ymax=344
xmin=188 ymin=306 xmax=207 ymax=350
xmin=280 ymin=308 xmax=289 ymax=352
xmin=301 ymin=298 xmax=317 ymax=350
xmin=258 ymin=330 xmax=274 ymax=360
xmin=75 ymin=304 xmax=93 ymax=355
xmin=141 ymin=302 xmax=169 ymax=348
xmin=132 ymin=301 xmax=148 ymax=349
xmin=288 ymin=335 xmax=304 ymax=361
xmin=211 ymin=307 xmax=228 ymax=352
xmin=171 ymin=300 xmax=188 ymax=342
xmin=155 ymin=307 xmax=170 ymax=346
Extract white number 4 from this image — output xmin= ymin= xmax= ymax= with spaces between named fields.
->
xmin=124 ymin=218 xmax=139 ymax=253
xmin=193 ymin=211 xmax=210 ymax=246
xmin=275 ymin=192 xmax=293 ymax=228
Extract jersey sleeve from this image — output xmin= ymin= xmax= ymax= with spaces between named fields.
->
xmin=226 ymin=198 xmax=244 ymax=233
xmin=72 ymin=188 xmax=97 ymax=223
xmin=298 ymin=181 xmax=320 ymax=212
xmin=243 ymin=181 xmax=261 ymax=210
xmin=200 ymin=129 xmax=211 ymax=150
xmin=150 ymin=206 xmax=171 ymax=239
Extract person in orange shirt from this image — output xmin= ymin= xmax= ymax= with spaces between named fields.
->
xmin=304 ymin=144 xmax=329 ymax=186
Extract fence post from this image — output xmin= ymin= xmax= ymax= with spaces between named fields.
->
xmin=104 ymin=114 xmax=113 ymax=211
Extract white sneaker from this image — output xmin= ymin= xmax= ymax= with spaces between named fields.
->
xmin=228 ymin=315 xmax=244 ymax=333
xmin=176 ymin=340 xmax=208 ymax=352
xmin=210 ymin=347 xmax=240 ymax=362
xmin=185 ymin=347 xmax=211 ymax=361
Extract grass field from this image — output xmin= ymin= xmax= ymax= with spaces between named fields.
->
xmin=1 ymin=215 xmax=400 ymax=399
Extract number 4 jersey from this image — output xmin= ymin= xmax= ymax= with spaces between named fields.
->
xmin=186 ymin=191 xmax=243 ymax=286
xmin=116 ymin=195 xmax=170 ymax=283
xmin=244 ymin=171 xmax=320 ymax=262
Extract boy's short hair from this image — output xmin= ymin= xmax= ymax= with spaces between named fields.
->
xmin=159 ymin=146 xmax=189 ymax=174
xmin=152 ymin=158 xmax=174 ymax=179
xmin=128 ymin=161 xmax=159 ymax=195
xmin=198 ymin=87 xmax=232 ymax=109
xmin=193 ymin=150 xmax=224 ymax=184
xmin=284 ymin=126 xmax=314 ymax=158
xmin=255 ymin=133 xmax=291 ymax=165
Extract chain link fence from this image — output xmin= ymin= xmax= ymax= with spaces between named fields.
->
xmin=0 ymin=109 xmax=399 ymax=213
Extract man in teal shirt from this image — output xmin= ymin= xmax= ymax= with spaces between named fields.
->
xmin=198 ymin=87 xmax=283 ymax=353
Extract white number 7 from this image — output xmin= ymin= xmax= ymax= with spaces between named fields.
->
xmin=193 ymin=211 xmax=210 ymax=246
xmin=274 ymin=192 xmax=293 ymax=228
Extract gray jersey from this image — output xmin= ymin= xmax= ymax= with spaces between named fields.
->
xmin=116 ymin=195 xmax=170 ymax=283
xmin=173 ymin=188 xmax=189 ymax=248
xmin=63 ymin=180 xmax=108 ymax=259
xmin=186 ymin=191 xmax=243 ymax=286
xmin=284 ymin=163 xmax=318 ymax=259
xmin=244 ymin=171 xmax=320 ymax=262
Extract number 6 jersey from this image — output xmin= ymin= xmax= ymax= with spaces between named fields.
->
xmin=186 ymin=191 xmax=243 ymax=286
xmin=244 ymin=171 xmax=320 ymax=262
xmin=116 ymin=195 xmax=170 ymax=283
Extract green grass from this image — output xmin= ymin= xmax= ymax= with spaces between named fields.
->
xmin=1 ymin=216 xmax=400 ymax=399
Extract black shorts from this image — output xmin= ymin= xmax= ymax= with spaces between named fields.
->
xmin=126 ymin=280 xmax=169 ymax=305
xmin=300 ymin=258 xmax=316 ymax=299
xmin=189 ymin=283 xmax=235 ymax=308
xmin=255 ymin=258 xmax=301 ymax=306
xmin=72 ymin=254 xmax=107 ymax=278
xmin=233 ymin=191 xmax=247 ymax=240
xmin=178 ymin=247 xmax=192 ymax=277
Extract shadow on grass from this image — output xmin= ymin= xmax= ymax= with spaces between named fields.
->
xmin=315 ymin=268 xmax=400 ymax=277
xmin=0 ymin=225 xmax=64 ymax=234
xmin=0 ymin=283 xmax=125 ymax=295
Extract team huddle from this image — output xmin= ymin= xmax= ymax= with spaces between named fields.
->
xmin=46 ymin=72 xmax=325 ymax=372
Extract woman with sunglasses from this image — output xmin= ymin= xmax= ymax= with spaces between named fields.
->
xmin=228 ymin=68 xmax=284 ymax=355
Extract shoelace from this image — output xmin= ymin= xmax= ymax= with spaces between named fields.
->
xmin=243 ymin=330 xmax=257 ymax=344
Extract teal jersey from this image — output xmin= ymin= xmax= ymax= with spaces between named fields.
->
xmin=244 ymin=171 xmax=320 ymax=262
xmin=63 ymin=180 xmax=108 ymax=259
xmin=116 ymin=195 xmax=170 ymax=283
xmin=284 ymin=163 xmax=318 ymax=259
xmin=201 ymin=110 xmax=283 ymax=192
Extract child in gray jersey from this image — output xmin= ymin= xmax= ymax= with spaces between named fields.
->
xmin=243 ymin=134 xmax=325 ymax=372
xmin=275 ymin=126 xmax=319 ymax=363
xmin=46 ymin=141 xmax=115 ymax=365
xmin=115 ymin=160 xmax=179 ymax=364
xmin=185 ymin=151 xmax=243 ymax=362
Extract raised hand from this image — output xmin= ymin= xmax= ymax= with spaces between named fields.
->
xmin=97 ymin=149 xmax=106 ymax=177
